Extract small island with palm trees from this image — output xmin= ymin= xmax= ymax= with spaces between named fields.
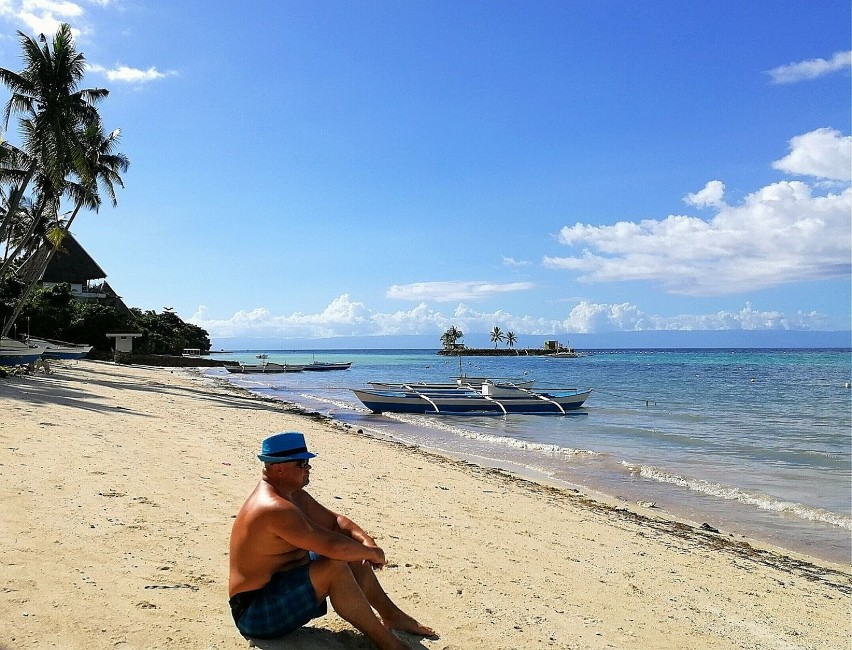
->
xmin=437 ymin=326 xmax=580 ymax=357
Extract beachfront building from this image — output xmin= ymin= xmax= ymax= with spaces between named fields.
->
xmin=105 ymin=332 xmax=143 ymax=362
xmin=23 ymin=233 xmax=132 ymax=317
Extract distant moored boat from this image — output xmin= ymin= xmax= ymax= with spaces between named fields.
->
xmin=303 ymin=361 xmax=352 ymax=371
xmin=225 ymin=362 xmax=305 ymax=374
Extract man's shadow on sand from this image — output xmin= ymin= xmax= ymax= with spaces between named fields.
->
xmin=247 ymin=627 xmax=433 ymax=649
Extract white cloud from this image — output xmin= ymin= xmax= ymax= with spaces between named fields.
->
xmin=768 ymin=50 xmax=852 ymax=84
xmin=546 ymin=129 xmax=852 ymax=297
xmin=561 ymin=301 xmax=831 ymax=333
xmin=562 ymin=301 xmax=647 ymax=333
xmin=386 ymin=280 xmax=535 ymax=302
xmin=772 ymin=128 xmax=852 ymax=181
xmin=189 ymin=295 xmax=372 ymax=339
xmin=2 ymin=0 xmax=84 ymax=37
xmin=684 ymin=180 xmax=726 ymax=208
xmin=190 ymin=296 xmax=558 ymax=340
xmin=87 ymin=63 xmax=175 ymax=83
xmin=189 ymin=296 xmax=837 ymax=339
xmin=0 ymin=1 xmax=118 ymax=49
xmin=502 ymin=256 xmax=532 ymax=267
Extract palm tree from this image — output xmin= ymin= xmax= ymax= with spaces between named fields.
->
xmin=1 ymin=122 xmax=128 ymax=338
xmin=0 ymin=23 xmax=108 ymax=279
xmin=62 ymin=122 xmax=128 ymax=230
xmin=440 ymin=330 xmax=453 ymax=350
xmin=440 ymin=325 xmax=464 ymax=349
xmin=506 ymin=331 xmax=516 ymax=349
xmin=490 ymin=326 xmax=504 ymax=348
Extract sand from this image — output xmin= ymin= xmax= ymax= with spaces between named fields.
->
xmin=1 ymin=360 xmax=849 ymax=650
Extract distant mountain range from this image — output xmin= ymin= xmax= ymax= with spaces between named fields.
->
xmin=211 ymin=330 xmax=851 ymax=351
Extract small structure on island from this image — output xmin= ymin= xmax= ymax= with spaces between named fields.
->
xmin=544 ymin=340 xmax=579 ymax=358
xmin=106 ymin=333 xmax=142 ymax=363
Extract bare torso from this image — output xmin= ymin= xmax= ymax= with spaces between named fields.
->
xmin=228 ymin=481 xmax=311 ymax=596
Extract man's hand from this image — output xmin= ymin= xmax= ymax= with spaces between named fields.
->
xmin=364 ymin=544 xmax=386 ymax=570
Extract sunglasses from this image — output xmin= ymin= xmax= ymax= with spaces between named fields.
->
xmin=282 ymin=459 xmax=310 ymax=468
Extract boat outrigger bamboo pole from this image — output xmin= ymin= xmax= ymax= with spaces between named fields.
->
xmin=480 ymin=393 xmax=508 ymax=414
xmin=515 ymin=386 xmax=566 ymax=414
xmin=406 ymin=385 xmax=441 ymax=414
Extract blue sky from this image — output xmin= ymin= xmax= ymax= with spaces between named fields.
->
xmin=0 ymin=1 xmax=849 ymax=343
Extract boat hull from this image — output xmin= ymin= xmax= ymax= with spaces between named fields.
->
xmin=225 ymin=362 xmax=305 ymax=374
xmin=23 ymin=339 xmax=92 ymax=360
xmin=42 ymin=348 xmax=92 ymax=360
xmin=304 ymin=362 xmax=352 ymax=371
xmin=0 ymin=338 xmax=46 ymax=366
xmin=369 ymin=378 xmax=536 ymax=390
xmin=352 ymin=387 xmax=591 ymax=415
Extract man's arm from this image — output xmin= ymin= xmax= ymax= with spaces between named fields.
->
xmin=334 ymin=513 xmax=377 ymax=547
xmin=270 ymin=502 xmax=385 ymax=566
xmin=294 ymin=491 xmax=377 ymax=547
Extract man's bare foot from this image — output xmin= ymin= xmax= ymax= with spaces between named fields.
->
xmin=382 ymin=613 xmax=438 ymax=638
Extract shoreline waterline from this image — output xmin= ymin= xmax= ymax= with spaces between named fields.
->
xmin=207 ymin=347 xmax=852 ymax=566
xmin=227 ymin=381 xmax=852 ymax=566
xmin=199 ymin=362 xmax=849 ymax=568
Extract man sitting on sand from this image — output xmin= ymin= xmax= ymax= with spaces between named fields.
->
xmin=229 ymin=432 xmax=435 ymax=650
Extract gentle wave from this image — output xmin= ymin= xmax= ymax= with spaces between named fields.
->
xmin=288 ymin=391 xmax=360 ymax=412
xmin=385 ymin=411 xmax=598 ymax=458
xmin=273 ymin=388 xmax=600 ymax=463
xmin=624 ymin=462 xmax=852 ymax=530
xmin=277 ymin=386 xmax=601 ymax=460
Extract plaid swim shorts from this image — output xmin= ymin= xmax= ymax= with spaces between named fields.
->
xmin=230 ymin=562 xmax=328 ymax=639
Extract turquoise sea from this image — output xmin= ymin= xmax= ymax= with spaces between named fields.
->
xmin=206 ymin=348 xmax=852 ymax=564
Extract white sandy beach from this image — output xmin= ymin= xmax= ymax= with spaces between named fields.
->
xmin=1 ymin=360 xmax=850 ymax=649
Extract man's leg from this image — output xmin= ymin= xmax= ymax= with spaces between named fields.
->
xmin=309 ymin=558 xmax=410 ymax=650
xmin=349 ymin=561 xmax=436 ymax=637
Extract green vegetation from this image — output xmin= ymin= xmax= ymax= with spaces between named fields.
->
xmin=130 ymin=307 xmax=210 ymax=355
xmin=0 ymin=282 xmax=210 ymax=355
xmin=442 ymin=325 xmax=519 ymax=352
xmin=440 ymin=325 xmax=464 ymax=350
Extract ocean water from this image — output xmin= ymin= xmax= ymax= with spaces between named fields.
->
xmin=206 ymin=348 xmax=852 ymax=564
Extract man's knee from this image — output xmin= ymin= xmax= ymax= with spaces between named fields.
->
xmin=309 ymin=558 xmax=354 ymax=595
xmin=348 ymin=559 xmax=377 ymax=581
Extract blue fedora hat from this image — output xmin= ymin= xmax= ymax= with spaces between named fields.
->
xmin=258 ymin=432 xmax=317 ymax=463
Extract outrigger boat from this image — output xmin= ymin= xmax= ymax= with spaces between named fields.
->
xmin=225 ymin=361 xmax=305 ymax=374
xmin=27 ymin=337 xmax=92 ymax=360
xmin=368 ymin=376 xmax=535 ymax=390
xmin=303 ymin=356 xmax=352 ymax=371
xmin=353 ymin=379 xmax=591 ymax=415
xmin=0 ymin=337 xmax=46 ymax=366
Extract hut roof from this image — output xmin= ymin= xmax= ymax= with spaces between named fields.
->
xmin=40 ymin=233 xmax=107 ymax=283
